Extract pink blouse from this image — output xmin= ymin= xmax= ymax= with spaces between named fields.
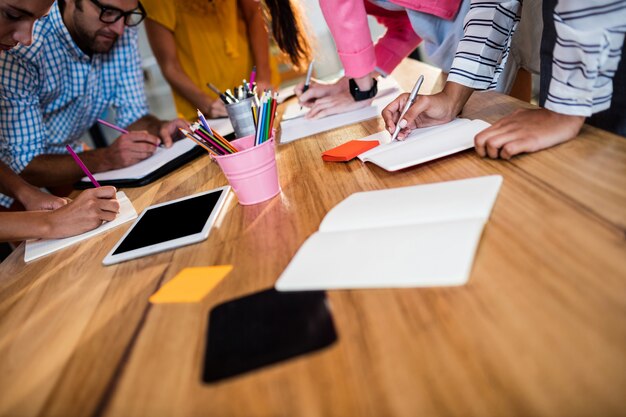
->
xmin=319 ymin=0 xmax=462 ymax=78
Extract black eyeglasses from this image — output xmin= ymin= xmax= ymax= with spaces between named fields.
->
xmin=89 ymin=0 xmax=146 ymax=27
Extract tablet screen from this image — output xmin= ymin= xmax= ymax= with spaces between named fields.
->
xmin=112 ymin=190 xmax=223 ymax=255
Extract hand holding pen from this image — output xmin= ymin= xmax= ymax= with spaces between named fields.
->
xmin=389 ymin=75 xmax=424 ymax=141
xmin=298 ymin=60 xmax=315 ymax=110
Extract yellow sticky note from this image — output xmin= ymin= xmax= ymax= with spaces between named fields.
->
xmin=149 ymin=265 xmax=233 ymax=304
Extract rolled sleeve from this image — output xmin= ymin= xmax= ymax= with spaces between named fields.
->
xmin=0 ymin=51 xmax=47 ymax=174
xmin=448 ymin=0 xmax=522 ymax=90
xmin=544 ymin=1 xmax=626 ymax=116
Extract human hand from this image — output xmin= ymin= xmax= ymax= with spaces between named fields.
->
xmin=206 ymin=99 xmax=227 ymax=119
xmin=304 ymin=90 xmax=371 ymax=119
xmin=474 ymin=108 xmax=585 ymax=159
xmin=159 ymin=118 xmax=190 ymax=148
xmin=296 ymin=77 xmax=348 ymax=108
xmin=17 ymin=184 xmax=68 ymax=211
xmin=45 ymin=186 xmax=120 ymax=239
xmin=106 ymin=131 xmax=160 ymax=169
xmin=382 ymin=82 xmax=473 ymax=140
xmin=255 ymin=78 xmax=274 ymax=94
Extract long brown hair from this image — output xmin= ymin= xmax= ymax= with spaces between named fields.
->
xmin=262 ymin=0 xmax=312 ymax=69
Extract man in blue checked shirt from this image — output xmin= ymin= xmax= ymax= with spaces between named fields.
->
xmin=0 ymin=0 xmax=188 ymax=206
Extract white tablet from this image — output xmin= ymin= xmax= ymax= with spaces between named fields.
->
xmin=103 ymin=186 xmax=231 ymax=266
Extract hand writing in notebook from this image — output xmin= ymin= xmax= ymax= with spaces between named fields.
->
xmin=296 ymin=77 xmax=370 ymax=119
xmin=382 ymin=82 xmax=473 ymax=140
xmin=44 ymin=186 xmax=120 ymax=239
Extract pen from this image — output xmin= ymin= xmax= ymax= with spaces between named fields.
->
xmin=300 ymin=60 xmax=314 ymax=110
xmin=96 ymin=118 xmax=128 ymax=135
xmin=390 ymin=74 xmax=424 ymax=142
xmin=207 ymin=83 xmax=231 ymax=105
xmin=66 ymin=145 xmax=100 ymax=187
xmin=302 ymin=60 xmax=315 ymax=94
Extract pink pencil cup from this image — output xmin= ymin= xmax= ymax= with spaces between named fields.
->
xmin=212 ymin=133 xmax=281 ymax=205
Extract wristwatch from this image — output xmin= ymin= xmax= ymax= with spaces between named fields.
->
xmin=349 ymin=78 xmax=378 ymax=101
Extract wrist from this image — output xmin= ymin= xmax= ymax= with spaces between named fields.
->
xmin=442 ymin=81 xmax=474 ymax=116
xmin=354 ymin=76 xmax=374 ymax=91
xmin=34 ymin=211 xmax=55 ymax=239
xmin=84 ymin=148 xmax=112 ymax=173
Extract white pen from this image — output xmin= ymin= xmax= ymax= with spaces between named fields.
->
xmin=390 ymin=74 xmax=424 ymax=141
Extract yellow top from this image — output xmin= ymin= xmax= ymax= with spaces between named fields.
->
xmin=142 ymin=0 xmax=281 ymax=120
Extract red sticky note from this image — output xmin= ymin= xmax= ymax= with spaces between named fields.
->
xmin=322 ymin=140 xmax=379 ymax=162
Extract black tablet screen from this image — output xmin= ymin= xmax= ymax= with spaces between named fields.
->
xmin=113 ymin=190 xmax=223 ymax=255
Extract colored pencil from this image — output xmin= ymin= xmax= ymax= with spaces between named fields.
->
xmin=66 ymin=145 xmax=100 ymax=187
xmin=96 ymin=118 xmax=128 ymax=135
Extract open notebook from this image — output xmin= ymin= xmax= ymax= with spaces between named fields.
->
xmin=279 ymin=76 xmax=401 ymax=143
xmin=275 ymin=176 xmax=502 ymax=291
xmin=24 ymin=191 xmax=137 ymax=263
xmin=357 ymin=118 xmax=490 ymax=171
xmin=76 ymin=118 xmax=234 ymax=188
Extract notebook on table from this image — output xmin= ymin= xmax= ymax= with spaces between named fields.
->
xmin=357 ymin=118 xmax=490 ymax=171
xmin=75 ymin=118 xmax=235 ymax=188
xmin=274 ymin=176 xmax=503 ymax=291
xmin=24 ymin=191 xmax=137 ymax=263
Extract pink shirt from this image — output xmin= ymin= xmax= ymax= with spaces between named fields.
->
xmin=319 ymin=0 xmax=462 ymax=78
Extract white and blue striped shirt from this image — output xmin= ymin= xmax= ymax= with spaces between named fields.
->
xmin=0 ymin=1 xmax=148 ymax=206
xmin=447 ymin=0 xmax=626 ymax=116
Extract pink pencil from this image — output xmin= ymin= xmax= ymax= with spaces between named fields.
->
xmin=97 ymin=118 xmax=128 ymax=135
xmin=66 ymin=145 xmax=100 ymax=188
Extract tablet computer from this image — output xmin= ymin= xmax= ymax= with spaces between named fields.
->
xmin=103 ymin=186 xmax=231 ymax=266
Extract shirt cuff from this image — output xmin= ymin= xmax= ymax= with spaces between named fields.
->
xmin=338 ymin=44 xmax=377 ymax=79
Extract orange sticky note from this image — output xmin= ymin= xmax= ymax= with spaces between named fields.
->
xmin=149 ymin=265 xmax=233 ymax=304
xmin=322 ymin=140 xmax=379 ymax=162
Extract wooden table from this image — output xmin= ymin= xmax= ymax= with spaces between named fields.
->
xmin=1 ymin=60 xmax=625 ymax=417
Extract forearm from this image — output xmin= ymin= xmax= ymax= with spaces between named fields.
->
xmin=0 ymin=211 xmax=52 ymax=241
xmin=160 ymin=63 xmax=215 ymax=113
xmin=246 ymin=7 xmax=272 ymax=83
xmin=0 ymin=162 xmax=34 ymax=200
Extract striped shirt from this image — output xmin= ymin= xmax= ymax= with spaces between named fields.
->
xmin=447 ymin=0 xmax=626 ymax=116
xmin=0 ymin=1 xmax=148 ymax=206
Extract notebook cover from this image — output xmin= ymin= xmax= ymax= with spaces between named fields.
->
xmin=322 ymin=140 xmax=379 ymax=162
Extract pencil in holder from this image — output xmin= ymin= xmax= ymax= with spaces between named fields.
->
xmin=212 ymin=131 xmax=280 ymax=205
xmin=225 ymin=97 xmax=256 ymax=138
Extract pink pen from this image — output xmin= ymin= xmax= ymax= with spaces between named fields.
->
xmin=96 ymin=118 xmax=129 ymax=134
xmin=66 ymin=145 xmax=100 ymax=187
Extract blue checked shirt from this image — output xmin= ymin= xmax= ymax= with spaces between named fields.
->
xmin=0 ymin=1 xmax=148 ymax=206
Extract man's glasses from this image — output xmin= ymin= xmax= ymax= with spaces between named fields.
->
xmin=89 ymin=0 xmax=146 ymax=27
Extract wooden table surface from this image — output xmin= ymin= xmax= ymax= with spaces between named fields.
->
xmin=1 ymin=60 xmax=625 ymax=417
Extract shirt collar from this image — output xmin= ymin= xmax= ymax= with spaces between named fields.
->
xmin=49 ymin=1 xmax=90 ymax=62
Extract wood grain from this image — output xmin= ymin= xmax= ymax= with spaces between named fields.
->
xmin=0 ymin=60 xmax=624 ymax=417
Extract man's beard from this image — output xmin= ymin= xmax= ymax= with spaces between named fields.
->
xmin=74 ymin=22 xmax=118 ymax=55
